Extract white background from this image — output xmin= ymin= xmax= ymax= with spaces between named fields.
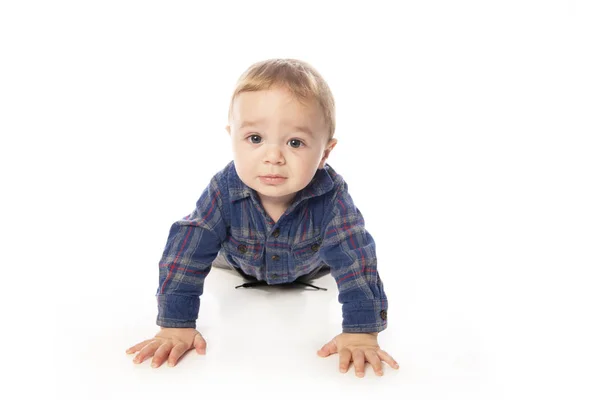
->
xmin=1 ymin=1 xmax=599 ymax=399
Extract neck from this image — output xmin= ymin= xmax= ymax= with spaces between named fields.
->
xmin=258 ymin=193 xmax=296 ymax=222
xmin=258 ymin=193 xmax=296 ymax=209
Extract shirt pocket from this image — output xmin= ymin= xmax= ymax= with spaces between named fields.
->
xmin=222 ymin=236 xmax=264 ymax=267
xmin=292 ymin=236 xmax=322 ymax=265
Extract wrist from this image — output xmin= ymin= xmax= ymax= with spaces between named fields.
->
xmin=344 ymin=332 xmax=378 ymax=337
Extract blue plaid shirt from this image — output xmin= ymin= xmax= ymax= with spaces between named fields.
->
xmin=156 ymin=161 xmax=388 ymax=333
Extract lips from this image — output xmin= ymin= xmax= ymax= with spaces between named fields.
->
xmin=259 ymin=175 xmax=287 ymax=185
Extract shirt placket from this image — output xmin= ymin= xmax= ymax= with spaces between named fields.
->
xmin=265 ymin=220 xmax=288 ymax=284
xmin=248 ymin=192 xmax=290 ymax=284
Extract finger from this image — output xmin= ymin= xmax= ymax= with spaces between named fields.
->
xmin=133 ymin=340 xmax=161 ymax=364
xmin=126 ymin=339 xmax=153 ymax=354
xmin=151 ymin=342 xmax=173 ymax=368
xmin=338 ymin=348 xmax=352 ymax=373
xmin=193 ymin=333 xmax=207 ymax=355
xmin=352 ymin=349 xmax=366 ymax=378
xmin=365 ymin=349 xmax=383 ymax=376
xmin=377 ymin=349 xmax=400 ymax=369
xmin=167 ymin=343 xmax=190 ymax=367
xmin=317 ymin=339 xmax=337 ymax=357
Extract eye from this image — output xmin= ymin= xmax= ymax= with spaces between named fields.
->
xmin=288 ymin=139 xmax=304 ymax=148
xmin=247 ymin=134 xmax=262 ymax=144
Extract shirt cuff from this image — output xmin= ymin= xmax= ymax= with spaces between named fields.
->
xmin=341 ymin=299 xmax=388 ymax=333
xmin=156 ymin=294 xmax=199 ymax=328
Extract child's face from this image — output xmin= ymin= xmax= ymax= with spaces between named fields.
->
xmin=227 ymin=86 xmax=336 ymax=208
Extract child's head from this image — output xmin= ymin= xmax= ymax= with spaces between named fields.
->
xmin=226 ymin=58 xmax=338 ymax=208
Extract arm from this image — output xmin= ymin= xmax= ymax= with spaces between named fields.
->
xmin=316 ymin=182 xmax=398 ymax=377
xmin=126 ymin=175 xmax=229 ymax=368
xmin=319 ymin=182 xmax=388 ymax=333
xmin=156 ymin=175 xmax=228 ymax=328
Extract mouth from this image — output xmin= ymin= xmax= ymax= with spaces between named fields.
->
xmin=261 ymin=175 xmax=286 ymax=179
xmin=259 ymin=175 xmax=287 ymax=185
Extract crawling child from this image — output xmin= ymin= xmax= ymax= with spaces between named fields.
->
xmin=126 ymin=58 xmax=399 ymax=378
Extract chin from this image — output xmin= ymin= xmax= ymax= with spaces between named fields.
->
xmin=257 ymin=185 xmax=291 ymax=195
xmin=258 ymin=185 xmax=297 ymax=197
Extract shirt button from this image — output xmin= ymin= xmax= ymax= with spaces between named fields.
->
xmin=311 ymin=243 xmax=320 ymax=252
xmin=238 ymin=245 xmax=247 ymax=253
xmin=380 ymin=310 xmax=387 ymax=320
xmin=271 ymin=255 xmax=280 ymax=261
xmin=272 ymin=229 xmax=280 ymax=238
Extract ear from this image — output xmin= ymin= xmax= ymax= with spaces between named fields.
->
xmin=318 ymin=138 xmax=338 ymax=169
xmin=226 ymin=125 xmax=231 ymax=136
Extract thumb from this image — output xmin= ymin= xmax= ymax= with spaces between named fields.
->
xmin=317 ymin=339 xmax=338 ymax=357
xmin=193 ymin=333 xmax=207 ymax=354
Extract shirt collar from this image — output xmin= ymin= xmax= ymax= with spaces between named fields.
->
xmin=227 ymin=161 xmax=336 ymax=204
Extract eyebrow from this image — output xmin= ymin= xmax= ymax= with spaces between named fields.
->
xmin=238 ymin=120 xmax=264 ymax=130
xmin=238 ymin=120 xmax=314 ymax=137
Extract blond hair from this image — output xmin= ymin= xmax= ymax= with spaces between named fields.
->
xmin=228 ymin=58 xmax=336 ymax=139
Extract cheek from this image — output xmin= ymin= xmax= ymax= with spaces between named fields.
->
xmin=311 ymin=149 xmax=327 ymax=164
xmin=297 ymin=152 xmax=323 ymax=174
xmin=232 ymin=143 xmax=251 ymax=159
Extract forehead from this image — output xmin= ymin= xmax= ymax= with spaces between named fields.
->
xmin=231 ymin=87 xmax=324 ymax=128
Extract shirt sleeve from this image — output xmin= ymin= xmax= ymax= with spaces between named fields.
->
xmin=319 ymin=181 xmax=388 ymax=333
xmin=155 ymin=176 xmax=227 ymax=328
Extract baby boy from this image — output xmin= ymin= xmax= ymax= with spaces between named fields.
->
xmin=126 ymin=58 xmax=399 ymax=378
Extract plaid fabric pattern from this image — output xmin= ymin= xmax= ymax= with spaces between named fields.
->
xmin=156 ymin=161 xmax=388 ymax=333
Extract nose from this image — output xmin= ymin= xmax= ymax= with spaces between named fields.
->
xmin=263 ymin=144 xmax=285 ymax=165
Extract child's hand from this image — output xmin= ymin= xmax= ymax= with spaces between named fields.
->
xmin=125 ymin=327 xmax=207 ymax=368
xmin=317 ymin=332 xmax=399 ymax=377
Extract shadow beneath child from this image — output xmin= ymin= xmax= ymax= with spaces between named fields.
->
xmin=214 ymin=261 xmax=332 ymax=292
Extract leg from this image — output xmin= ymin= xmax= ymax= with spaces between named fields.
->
xmin=212 ymin=250 xmax=260 ymax=282
xmin=299 ymin=264 xmax=331 ymax=281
